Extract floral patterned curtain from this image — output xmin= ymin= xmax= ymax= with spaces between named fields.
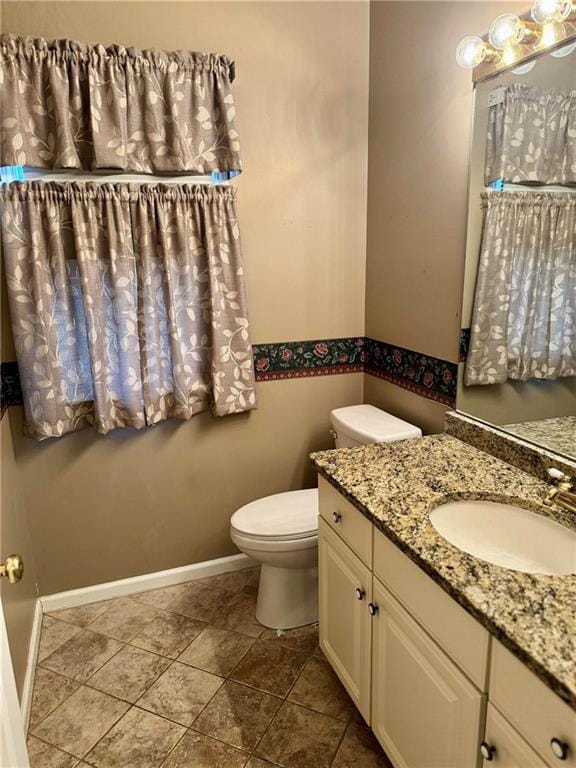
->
xmin=0 ymin=181 xmax=256 ymax=440
xmin=465 ymin=191 xmax=576 ymax=386
xmin=485 ymin=84 xmax=576 ymax=186
xmin=0 ymin=34 xmax=241 ymax=174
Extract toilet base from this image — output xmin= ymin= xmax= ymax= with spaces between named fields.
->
xmin=256 ymin=564 xmax=318 ymax=630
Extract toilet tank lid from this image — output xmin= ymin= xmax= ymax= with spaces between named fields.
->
xmin=330 ymin=405 xmax=422 ymax=444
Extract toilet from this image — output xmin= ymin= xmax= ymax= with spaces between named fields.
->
xmin=230 ymin=405 xmax=422 ymax=629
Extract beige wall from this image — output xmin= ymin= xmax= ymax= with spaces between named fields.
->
xmin=0 ymin=1 xmax=369 ymax=594
xmin=364 ymin=1 xmax=524 ymax=433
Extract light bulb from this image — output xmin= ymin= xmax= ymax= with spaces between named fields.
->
xmin=456 ymin=35 xmax=489 ymax=68
xmin=541 ymin=19 xmax=563 ymax=45
xmin=489 ymin=14 xmax=526 ymax=50
xmin=531 ymin=0 xmax=573 ymax=23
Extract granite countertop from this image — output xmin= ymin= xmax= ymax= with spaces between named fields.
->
xmin=310 ymin=434 xmax=576 ymax=709
xmin=503 ymin=416 xmax=576 ymax=459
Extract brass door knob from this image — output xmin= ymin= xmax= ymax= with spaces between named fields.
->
xmin=0 ymin=554 xmax=24 ymax=584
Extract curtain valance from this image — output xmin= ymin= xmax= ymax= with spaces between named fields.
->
xmin=465 ymin=190 xmax=576 ymax=386
xmin=0 ymin=33 xmax=242 ymax=174
xmin=1 ymin=181 xmax=256 ymax=440
xmin=485 ymin=84 xmax=576 ymax=186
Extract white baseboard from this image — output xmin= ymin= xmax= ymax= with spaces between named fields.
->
xmin=40 ymin=553 xmax=257 ymax=614
xmin=21 ymin=598 xmax=43 ymax=730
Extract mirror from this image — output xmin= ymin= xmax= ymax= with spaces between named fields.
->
xmin=457 ymin=42 xmax=575 ymax=461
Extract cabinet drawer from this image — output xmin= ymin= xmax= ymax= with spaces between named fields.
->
xmin=490 ymin=641 xmax=576 ymax=768
xmin=374 ymin=528 xmax=490 ymax=690
xmin=318 ymin=476 xmax=372 ymax=568
xmin=484 ymin=704 xmax=546 ymax=768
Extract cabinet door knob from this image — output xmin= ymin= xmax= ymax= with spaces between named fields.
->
xmin=368 ymin=602 xmax=378 ymax=616
xmin=550 ymin=738 xmax=569 ymax=761
xmin=480 ymin=742 xmax=496 ymax=761
xmin=332 ymin=511 xmax=342 ymax=523
xmin=355 ymin=588 xmax=366 ymax=601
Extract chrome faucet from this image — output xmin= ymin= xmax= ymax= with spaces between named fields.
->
xmin=545 ymin=468 xmax=576 ymax=514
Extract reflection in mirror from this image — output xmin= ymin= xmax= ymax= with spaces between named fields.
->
xmin=457 ymin=43 xmax=575 ymax=461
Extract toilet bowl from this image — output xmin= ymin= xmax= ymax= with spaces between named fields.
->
xmin=231 ymin=489 xmax=319 ymax=629
xmin=230 ymin=405 xmax=422 ymax=630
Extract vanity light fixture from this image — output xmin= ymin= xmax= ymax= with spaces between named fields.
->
xmin=456 ymin=35 xmax=495 ymax=69
xmin=531 ymin=0 xmax=574 ymax=24
xmin=456 ymin=2 xmax=576 ymax=74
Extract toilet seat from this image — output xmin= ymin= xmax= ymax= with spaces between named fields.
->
xmin=230 ymin=489 xmax=319 ymax=542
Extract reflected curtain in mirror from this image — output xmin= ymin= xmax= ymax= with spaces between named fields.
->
xmin=0 ymin=182 xmax=256 ymax=440
xmin=465 ymin=191 xmax=576 ymax=386
xmin=0 ymin=34 xmax=241 ymax=174
xmin=485 ymin=84 xmax=576 ymax=186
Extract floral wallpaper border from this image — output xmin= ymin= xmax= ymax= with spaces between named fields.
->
xmin=0 ymin=361 xmax=23 ymax=418
xmin=252 ymin=337 xmax=366 ymax=380
xmin=1 ymin=337 xmax=458 ymax=418
xmin=363 ymin=338 xmax=457 ymax=406
xmin=459 ymin=328 xmax=471 ymax=362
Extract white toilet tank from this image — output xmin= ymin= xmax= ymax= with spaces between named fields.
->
xmin=330 ymin=404 xmax=422 ymax=448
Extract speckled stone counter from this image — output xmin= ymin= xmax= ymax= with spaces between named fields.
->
xmin=504 ymin=416 xmax=576 ymax=460
xmin=310 ymin=434 xmax=576 ymax=709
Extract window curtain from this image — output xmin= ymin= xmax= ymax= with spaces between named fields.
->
xmin=465 ymin=191 xmax=576 ymax=386
xmin=0 ymin=181 xmax=256 ymax=440
xmin=485 ymin=84 xmax=576 ymax=186
xmin=0 ymin=33 xmax=241 ymax=174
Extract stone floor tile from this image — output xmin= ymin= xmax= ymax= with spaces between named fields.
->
xmin=31 ymin=685 xmax=129 ymax=758
xmin=229 ymin=638 xmax=307 ymax=697
xmin=47 ymin=600 xmax=117 ymax=628
xmin=86 ymin=598 xmax=159 ymax=642
xmin=255 ymin=701 xmax=346 ymax=768
xmin=40 ymin=630 xmax=122 ymax=682
xmin=259 ymin=624 xmax=319 ymax=656
xmin=213 ymin=587 xmax=264 ymax=638
xmin=137 ymin=661 xmax=223 ymax=726
xmin=288 ymin=656 xmax=353 ymax=720
xmin=130 ymin=611 xmax=205 ymax=659
xmin=161 ymin=730 xmax=249 ymax=768
xmin=85 ymin=707 xmax=184 ymax=768
xmin=178 ymin=626 xmax=254 ymax=676
xmin=132 ymin=583 xmax=188 ymax=609
xmin=87 ymin=644 xmax=170 ymax=703
xmin=37 ymin=617 xmax=81 ymax=663
xmin=27 ymin=736 xmax=77 ymax=768
xmin=245 ymin=758 xmax=277 ymax=768
xmin=167 ymin=582 xmax=233 ymax=624
xmin=192 ymin=680 xmax=282 ymax=752
xmin=28 ymin=667 xmax=79 ymax=729
xmin=199 ymin=568 xmax=260 ymax=595
xmin=331 ymin=722 xmax=393 ymax=767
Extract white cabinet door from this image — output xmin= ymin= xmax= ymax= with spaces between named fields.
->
xmin=371 ymin=577 xmax=485 ymax=768
xmin=482 ymin=704 xmax=547 ymax=768
xmin=318 ymin=517 xmax=372 ymax=722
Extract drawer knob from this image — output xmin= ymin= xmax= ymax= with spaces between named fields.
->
xmin=332 ymin=511 xmax=342 ymax=524
xmin=368 ymin=602 xmax=379 ymax=616
xmin=480 ymin=742 xmax=496 ymax=761
xmin=355 ymin=588 xmax=366 ymax=601
xmin=550 ymin=738 xmax=569 ymax=761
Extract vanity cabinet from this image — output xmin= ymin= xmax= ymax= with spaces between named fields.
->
xmin=371 ymin=577 xmax=484 ymax=768
xmin=318 ymin=517 xmax=372 ymax=721
xmin=317 ymin=477 xmax=576 ymax=768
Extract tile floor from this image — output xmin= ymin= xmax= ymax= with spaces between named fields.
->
xmin=27 ymin=567 xmax=392 ymax=768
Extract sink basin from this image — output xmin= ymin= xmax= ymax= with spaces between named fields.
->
xmin=430 ymin=501 xmax=576 ymax=575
